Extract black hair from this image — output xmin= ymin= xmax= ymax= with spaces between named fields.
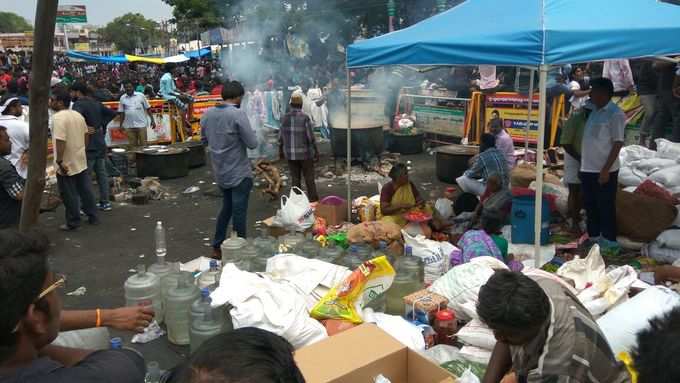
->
xmin=50 ymin=88 xmax=71 ymax=108
xmin=388 ymin=162 xmax=408 ymax=181
xmin=70 ymin=81 xmax=89 ymax=96
xmin=590 ymin=77 xmax=614 ymax=98
xmin=453 ymin=192 xmax=479 ymax=215
xmin=164 ymin=63 xmax=175 ymax=73
xmin=0 ymin=229 xmax=50 ymax=362
xmin=175 ymin=327 xmax=306 ymax=383
xmin=480 ymin=132 xmax=496 ymax=151
xmin=481 ymin=208 xmax=503 ymax=235
xmin=0 ymin=97 xmax=21 ymax=115
xmin=633 ymin=307 xmax=680 ymax=383
xmin=222 ymin=80 xmax=245 ymax=100
xmin=477 ymin=270 xmax=550 ymax=330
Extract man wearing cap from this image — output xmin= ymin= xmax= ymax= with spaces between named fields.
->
xmin=279 ymin=93 xmax=319 ymax=202
xmin=0 ymin=97 xmax=29 ymax=179
xmin=0 ymin=125 xmax=23 ymax=228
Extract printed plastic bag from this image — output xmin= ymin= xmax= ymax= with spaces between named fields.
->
xmin=402 ymin=230 xmax=451 ymax=284
xmin=279 ymin=187 xmax=315 ymax=231
xmin=311 ymin=256 xmax=395 ymax=324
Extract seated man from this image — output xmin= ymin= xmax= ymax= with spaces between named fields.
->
xmin=632 ymin=307 xmax=680 ymax=383
xmin=477 ymin=270 xmax=631 ymax=383
xmin=172 ymin=327 xmax=306 ymax=383
xmin=457 ymin=133 xmax=510 ymax=196
xmin=0 ymin=229 xmax=146 ymax=382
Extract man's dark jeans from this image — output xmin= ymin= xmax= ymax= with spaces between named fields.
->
xmin=57 ymin=170 xmax=99 ymax=228
xmin=579 ymin=171 xmax=619 ymax=242
xmin=87 ymin=156 xmax=110 ymax=204
xmin=212 ymin=177 xmax=253 ymax=249
xmin=288 ymin=159 xmax=319 ymax=202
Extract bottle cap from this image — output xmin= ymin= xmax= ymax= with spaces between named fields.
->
xmin=110 ymin=337 xmax=123 ymax=349
xmin=209 ymin=259 xmax=218 ymax=268
xmin=436 ymin=310 xmax=455 ymax=322
xmin=201 ymin=287 xmax=210 ymax=298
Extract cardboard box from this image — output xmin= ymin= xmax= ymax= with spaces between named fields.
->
xmin=315 ymin=199 xmax=348 ymax=226
xmin=295 ymin=324 xmax=456 ymax=383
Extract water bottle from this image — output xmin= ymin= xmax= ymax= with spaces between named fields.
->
xmin=154 ymin=221 xmax=167 ymax=257
xmin=190 ymin=306 xmax=224 ymax=353
xmin=197 ymin=260 xmax=220 ymax=290
xmin=109 ymin=337 xmax=123 ymax=350
xmin=124 ymin=265 xmax=162 ymax=321
xmin=165 ymin=274 xmax=200 ymax=345
xmin=145 ymin=361 xmax=161 ymax=383
xmin=190 ymin=288 xmax=212 ymax=323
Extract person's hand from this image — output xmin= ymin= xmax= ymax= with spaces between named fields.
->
xmin=151 ymin=121 xmax=157 ymax=130
xmin=104 ymin=306 xmax=155 ymax=333
xmin=58 ymin=162 xmax=69 ymax=175
xmin=87 ymin=127 xmax=95 ymax=135
xmin=598 ymin=169 xmax=610 ymax=185
xmin=500 ymin=372 xmax=518 ymax=383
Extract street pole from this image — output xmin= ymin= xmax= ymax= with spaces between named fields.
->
xmin=62 ymin=23 xmax=69 ymax=51
xmin=20 ymin=0 xmax=58 ymax=231
xmin=388 ymin=0 xmax=396 ymax=33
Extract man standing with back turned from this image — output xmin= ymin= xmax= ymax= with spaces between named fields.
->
xmin=201 ymin=81 xmax=258 ymax=259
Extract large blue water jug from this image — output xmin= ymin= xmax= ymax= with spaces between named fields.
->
xmin=511 ymin=196 xmax=550 ymax=245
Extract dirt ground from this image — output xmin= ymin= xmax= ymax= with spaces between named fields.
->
xmin=44 ymin=143 xmax=449 ymax=370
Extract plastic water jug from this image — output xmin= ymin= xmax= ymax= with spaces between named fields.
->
xmin=165 ymin=274 xmax=200 ymax=345
xmin=298 ymin=233 xmax=321 ymax=258
xmin=279 ymin=229 xmax=304 ymax=253
xmin=161 ymin=265 xmax=192 ymax=301
xmin=148 ymin=256 xmax=173 ymax=323
xmin=221 ymin=231 xmax=247 ymax=265
xmin=145 ymin=361 xmax=161 ymax=383
xmin=386 ymin=272 xmax=420 ymax=316
xmin=190 ymin=306 xmax=224 ymax=353
xmin=197 ymin=260 xmax=221 ymax=290
xmin=318 ymin=240 xmax=344 ymax=264
xmin=191 ymin=288 xmax=212 ymax=323
xmin=355 ymin=243 xmax=372 ymax=261
xmin=238 ymin=240 xmax=258 ymax=272
xmin=124 ymin=264 xmax=162 ymax=319
xmin=253 ymin=228 xmax=277 ymax=258
xmin=339 ymin=245 xmax=364 ymax=270
xmin=252 ymin=251 xmax=273 ymax=273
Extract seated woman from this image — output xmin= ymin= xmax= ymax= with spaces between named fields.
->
xmin=380 ymin=163 xmax=429 ymax=226
xmin=475 ymin=174 xmax=512 ymax=224
xmin=451 ymin=209 xmax=521 ymax=271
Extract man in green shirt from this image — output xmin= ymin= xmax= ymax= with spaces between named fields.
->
xmin=559 ymin=104 xmax=591 ymax=233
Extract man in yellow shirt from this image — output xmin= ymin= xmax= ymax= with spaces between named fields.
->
xmin=50 ymin=89 xmax=99 ymax=231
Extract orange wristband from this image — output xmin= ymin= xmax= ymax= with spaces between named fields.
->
xmin=96 ymin=309 xmax=102 ymax=327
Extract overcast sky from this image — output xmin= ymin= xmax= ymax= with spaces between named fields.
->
xmin=4 ymin=0 xmax=174 ymax=26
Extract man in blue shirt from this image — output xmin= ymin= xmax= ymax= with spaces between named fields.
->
xmin=456 ymin=133 xmax=510 ymax=196
xmin=201 ymin=81 xmax=258 ymax=259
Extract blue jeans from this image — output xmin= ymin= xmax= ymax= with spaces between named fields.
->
xmin=87 ymin=157 xmax=110 ymax=204
xmin=57 ymin=171 xmax=98 ymax=228
xmin=212 ymin=177 xmax=253 ymax=249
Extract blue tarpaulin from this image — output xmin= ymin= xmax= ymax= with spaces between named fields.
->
xmin=347 ymin=0 xmax=680 ymax=68
xmin=66 ymin=47 xmax=211 ymax=64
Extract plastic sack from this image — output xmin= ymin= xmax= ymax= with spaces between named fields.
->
xmin=657 ymin=229 xmax=680 ymax=249
xmin=458 ymin=368 xmax=481 ymax=383
xmin=435 ymin=198 xmax=454 ymax=220
xmin=597 ymin=286 xmax=680 ymax=355
xmin=576 ymin=265 xmax=637 ymax=317
xmin=429 ymin=262 xmax=496 ymax=321
xmin=456 ymin=319 xmax=496 ymax=350
xmin=634 ymin=158 xmax=678 ymax=175
xmin=311 ymin=256 xmax=395 ymax=324
xmin=459 ymin=345 xmax=492 ymax=365
xmin=649 ymin=164 xmax=680 ymax=189
xmin=402 ymin=230 xmax=451 ymax=284
xmin=654 ymin=138 xmax=680 ymax=160
xmin=618 ymin=144 xmax=656 ymax=166
xmin=278 ymin=187 xmax=315 ymax=231
xmin=643 ymin=241 xmax=680 ymax=264
xmin=556 ymin=245 xmax=606 ymax=291
xmin=618 ymin=166 xmax=644 ymax=187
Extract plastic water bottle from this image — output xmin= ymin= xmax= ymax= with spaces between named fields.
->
xmin=145 ymin=361 xmax=161 ymax=383
xmin=197 ymin=260 xmax=220 ymax=290
xmin=165 ymin=274 xmax=200 ymax=345
xmin=155 ymin=221 xmax=167 ymax=257
xmin=109 ymin=337 xmax=123 ymax=349
xmin=190 ymin=288 xmax=212 ymax=323
xmin=190 ymin=306 xmax=224 ymax=353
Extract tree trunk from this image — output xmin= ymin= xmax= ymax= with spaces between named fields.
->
xmin=20 ymin=0 xmax=58 ymax=231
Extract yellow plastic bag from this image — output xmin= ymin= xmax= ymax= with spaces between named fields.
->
xmin=311 ymin=256 xmax=395 ymax=324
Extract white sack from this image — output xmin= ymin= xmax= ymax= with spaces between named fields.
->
xmin=617 ymin=236 xmax=645 ymax=251
xmin=619 ymin=144 xmax=656 ymax=166
xmin=402 ymin=230 xmax=451 ymax=284
xmin=456 ymin=319 xmax=496 ymax=350
xmin=556 ymin=245 xmax=606 ymax=291
xmin=634 ymin=158 xmax=678 ymax=175
xmin=597 ymin=286 xmax=680 ymax=355
xmin=459 ymin=345 xmax=492 ymax=365
xmin=618 ymin=166 xmax=644 ymax=187
xmin=429 ymin=262 xmax=496 ymax=321
xmin=655 ymin=138 xmax=680 ymax=160
xmin=643 ymin=241 xmax=680 ymax=264
xmin=576 ymin=265 xmax=638 ymax=317
xmin=363 ymin=308 xmax=426 ymax=351
xmin=648 ymin=164 xmax=680 ymax=189
xmin=657 ymin=229 xmax=680 ymax=249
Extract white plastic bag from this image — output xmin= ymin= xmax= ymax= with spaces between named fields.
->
xmin=402 ymin=230 xmax=450 ymax=284
xmin=278 ymin=187 xmax=315 ymax=231
xmin=556 ymin=245 xmax=606 ymax=291
xmin=655 ymin=138 xmax=680 ymax=160
xmin=576 ymin=265 xmax=637 ymax=317
xmin=657 ymin=229 xmax=680 ymax=249
xmin=597 ymin=286 xmax=680 ymax=355
xmin=456 ymin=319 xmax=496 ymax=350
xmin=618 ymin=166 xmax=644 ymax=187
xmin=429 ymin=262 xmax=496 ymax=321
xmin=435 ymin=198 xmax=454 ymax=219
xmin=649 ymin=164 xmax=680 ymax=189
xmin=634 ymin=158 xmax=678 ymax=175
xmin=619 ymin=144 xmax=656 ymax=166
xmin=643 ymin=241 xmax=680 ymax=264
xmin=459 ymin=345 xmax=492 ymax=365
xmin=458 ymin=368 xmax=482 ymax=383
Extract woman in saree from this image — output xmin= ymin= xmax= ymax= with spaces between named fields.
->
xmin=380 ymin=163 xmax=430 ymax=226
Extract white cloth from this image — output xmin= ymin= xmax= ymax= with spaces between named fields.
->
xmin=602 ymin=59 xmax=635 ymax=93
xmin=362 ymin=308 xmax=427 ymax=351
xmin=478 ymin=65 xmax=499 ymax=90
xmin=118 ymin=92 xmax=151 ymax=129
xmin=456 ymin=175 xmax=486 ymax=196
xmin=580 ymin=101 xmax=625 ymax=173
xmin=0 ymin=115 xmax=29 ymax=179
xmin=568 ymin=80 xmax=588 ymax=111
xmin=306 ymin=88 xmax=329 ymax=128
xmin=563 ymin=152 xmax=581 ymax=184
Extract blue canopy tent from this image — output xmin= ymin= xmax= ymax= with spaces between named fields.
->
xmin=345 ymin=0 xmax=680 ymax=264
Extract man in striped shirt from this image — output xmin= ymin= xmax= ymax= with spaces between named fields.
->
xmin=457 ymin=133 xmax=510 ymax=196
xmin=279 ymin=94 xmax=319 ymax=202
xmin=0 ymin=125 xmax=23 ymax=228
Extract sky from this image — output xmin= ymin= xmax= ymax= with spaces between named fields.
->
xmin=4 ymin=0 xmax=174 ymax=26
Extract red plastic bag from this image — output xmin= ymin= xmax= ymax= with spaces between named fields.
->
xmin=635 ymin=180 xmax=679 ymax=206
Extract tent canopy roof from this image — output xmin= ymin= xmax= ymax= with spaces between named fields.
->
xmin=347 ymin=0 xmax=680 ymax=68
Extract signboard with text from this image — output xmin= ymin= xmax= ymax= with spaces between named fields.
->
xmin=56 ymin=5 xmax=87 ymax=24
xmin=413 ymin=104 xmax=466 ymax=137
xmin=485 ymin=93 xmax=540 ymax=144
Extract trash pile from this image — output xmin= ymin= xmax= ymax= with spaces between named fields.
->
xmin=112 ymin=177 xmax=173 ymax=204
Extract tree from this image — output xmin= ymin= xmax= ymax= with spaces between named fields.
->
xmin=101 ymin=13 xmax=161 ymax=53
xmin=0 ymin=12 xmax=33 ymax=33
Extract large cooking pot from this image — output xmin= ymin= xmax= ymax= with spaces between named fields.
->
xmin=135 ymin=147 xmax=190 ymax=179
xmin=435 ymin=144 xmax=479 ymax=184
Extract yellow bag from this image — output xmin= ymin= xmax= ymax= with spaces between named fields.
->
xmin=311 ymin=256 xmax=395 ymax=324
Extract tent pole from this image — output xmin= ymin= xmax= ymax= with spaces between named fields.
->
xmin=346 ymin=69 xmax=352 ymax=218
xmin=534 ymin=65 xmax=549 ymax=268
xmin=525 ymin=69 xmax=535 ymax=161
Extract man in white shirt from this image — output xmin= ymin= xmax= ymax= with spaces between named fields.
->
xmin=118 ymin=82 xmax=155 ymax=148
xmin=0 ymin=97 xmax=29 ymax=179
xmin=603 ymin=59 xmax=635 ymax=97
xmin=579 ymin=78 xmax=625 ymax=246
